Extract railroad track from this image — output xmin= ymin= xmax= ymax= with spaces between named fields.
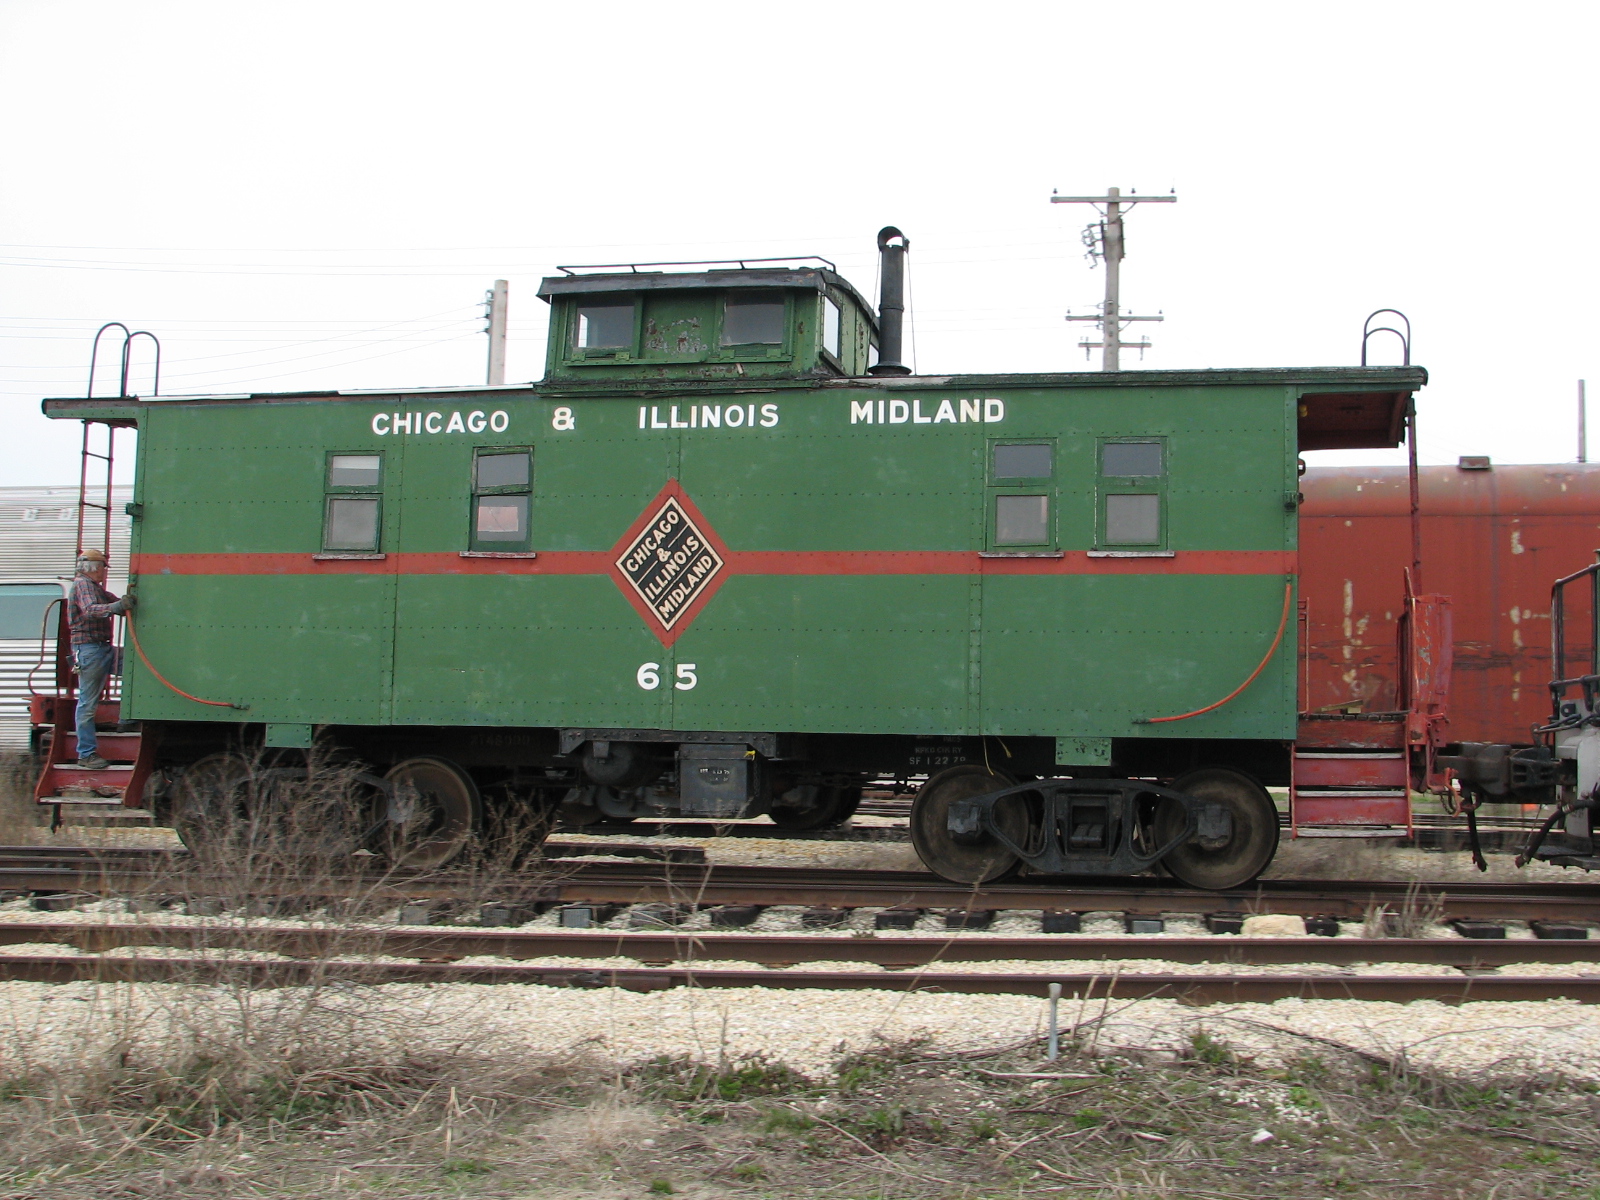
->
xmin=0 ymin=951 xmax=1594 ymax=1004
xmin=1 ymin=846 xmax=1597 ymax=922
xmin=4 ymin=920 xmax=1595 ymax=968
xmin=1 ymin=913 xmax=1596 ymax=1004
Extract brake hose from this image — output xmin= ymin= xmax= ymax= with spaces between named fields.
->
xmin=1134 ymin=582 xmax=1293 ymax=725
xmin=124 ymin=610 xmax=248 ymax=710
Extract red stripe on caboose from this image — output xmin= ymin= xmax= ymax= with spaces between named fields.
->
xmin=132 ymin=550 xmax=1295 ymax=577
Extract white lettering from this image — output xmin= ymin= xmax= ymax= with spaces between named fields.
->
xmin=446 ymin=411 xmax=466 ymax=433
xmin=702 ymin=405 xmax=721 ymax=428
xmin=551 ymin=406 xmax=575 ymax=431
xmin=372 ymin=412 xmax=389 ymax=436
xmin=877 ymin=399 xmax=886 ymax=423
xmin=669 ymin=405 xmax=688 ymax=429
xmin=850 ymin=399 xmax=874 ymax=424
xmin=888 ymin=399 xmax=910 ymax=424
xmin=760 ymin=403 xmax=778 ymax=427
xmin=747 ymin=404 xmax=756 ymax=426
xmin=424 ymin=411 xmax=442 ymax=433
xmin=467 ymin=410 xmax=487 ymax=433
xmin=984 ymin=398 xmax=1005 ymax=423
xmin=393 ymin=412 xmax=413 ymax=434
xmin=490 ymin=410 xmax=509 ymax=432
xmin=690 ymin=405 xmax=698 ymax=427
xmin=934 ymin=399 xmax=957 ymax=423
xmin=960 ymin=398 xmax=981 ymax=423
xmin=912 ymin=399 xmax=932 ymax=424
xmin=726 ymin=404 xmax=746 ymax=427
xmin=638 ymin=406 xmax=647 ymax=429
xmin=650 ymin=406 xmax=668 ymax=429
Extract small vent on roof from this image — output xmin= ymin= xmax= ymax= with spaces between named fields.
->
xmin=1458 ymin=456 xmax=1492 ymax=470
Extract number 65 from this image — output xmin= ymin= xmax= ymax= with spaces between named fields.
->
xmin=637 ymin=662 xmax=697 ymax=690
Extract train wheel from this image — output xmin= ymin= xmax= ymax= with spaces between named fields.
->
xmin=1156 ymin=767 xmax=1278 ymax=890
xmin=910 ymin=765 xmax=1024 ymax=884
xmin=168 ymin=752 xmax=251 ymax=859
xmin=380 ymin=757 xmax=482 ymax=870
xmin=770 ymin=785 xmax=862 ymax=831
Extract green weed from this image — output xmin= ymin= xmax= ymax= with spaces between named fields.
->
xmin=760 ymin=1107 xmax=815 ymax=1134
xmin=1188 ymin=1032 xmax=1236 ymax=1067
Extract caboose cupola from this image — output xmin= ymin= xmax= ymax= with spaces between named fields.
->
xmin=536 ymin=258 xmax=878 ymax=383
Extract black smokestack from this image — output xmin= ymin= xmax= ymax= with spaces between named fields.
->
xmin=868 ymin=226 xmax=911 ymax=376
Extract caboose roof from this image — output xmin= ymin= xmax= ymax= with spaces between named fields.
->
xmin=41 ymin=364 xmax=1425 ymax=453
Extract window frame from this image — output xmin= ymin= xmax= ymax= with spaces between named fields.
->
xmin=714 ymin=291 xmax=792 ymax=362
xmin=567 ymin=297 xmax=642 ymax=362
xmin=322 ymin=451 xmax=383 ymax=552
xmin=820 ymin=293 xmax=843 ymax=368
xmin=1095 ymin=436 xmax=1168 ymax=551
xmin=986 ymin=437 xmax=1058 ymax=551
xmin=469 ymin=446 xmax=534 ymax=552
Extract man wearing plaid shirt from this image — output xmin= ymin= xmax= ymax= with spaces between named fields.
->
xmin=67 ymin=549 xmax=134 ymax=770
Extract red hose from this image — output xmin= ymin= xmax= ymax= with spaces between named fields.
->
xmin=1134 ymin=582 xmax=1293 ymax=725
xmin=124 ymin=611 xmax=246 ymax=710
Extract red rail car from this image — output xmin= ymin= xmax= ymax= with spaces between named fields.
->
xmin=1300 ymin=461 xmax=1600 ymax=744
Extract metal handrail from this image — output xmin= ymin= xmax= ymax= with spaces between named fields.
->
xmin=1548 ymin=556 xmax=1600 ymax=721
xmin=1360 ymin=309 xmax=1412 ymax=366
xmin=556 ymin=255 xmax=838 ymax=276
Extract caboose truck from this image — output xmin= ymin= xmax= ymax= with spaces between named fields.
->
xmin=34 ymin=229 xmax=1429 ymax=889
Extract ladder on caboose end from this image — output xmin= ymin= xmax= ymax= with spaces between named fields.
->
xmin=33 ymin=325 xmax=159 ymax=811
xmin=1290 ymin=590 xmax=1452 ymax=838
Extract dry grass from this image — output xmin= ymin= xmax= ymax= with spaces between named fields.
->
xmin=0 ymin=752 xmax=48 ymax=844
xmin=1362 ymin=880 xmax=1448 ymax=938
xmin=0 ymin=1010 xmax=1597 ymax=1199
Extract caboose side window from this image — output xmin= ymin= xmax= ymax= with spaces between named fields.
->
xmin=1097 ymin=438 xmax=1167 ymax=549
xmin=471 ymin=448 xmax=533 ymax=551
xmin=323 ymin=453 xmax=382 ymax=552
xmin=823 ymin=296 xmax=842 ymax=360
xmin=721 ymin=295 xmax=786 ymax=346
xmin=995 ymin=495 xmax=1049 ymax=544
xmin=575 ymin=303 xmax=635 ymax=352
xmin=987 ymin=439 xmax=1056 ymax=550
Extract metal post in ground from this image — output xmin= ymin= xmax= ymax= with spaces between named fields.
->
xmin=1047 ymin=982 xmax=1062 ymax=1059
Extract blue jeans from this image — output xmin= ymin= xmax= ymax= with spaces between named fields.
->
xmin=74 ymin=642 xmax=116 ymax=760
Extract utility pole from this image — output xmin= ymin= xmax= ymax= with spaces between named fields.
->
xmin=484 ymin=279 xmax=508 ymax=385
xmin=1581 ymin=379 xmax=1588 ymax=464
xmin=1050 ymin=187 xmax=1175 ymax=370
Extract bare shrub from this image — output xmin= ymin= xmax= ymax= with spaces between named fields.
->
xmin=1363 ymin=880 xmax=1446 ymax=938
xmin=0 ymin=751 xmax=45 ymax=844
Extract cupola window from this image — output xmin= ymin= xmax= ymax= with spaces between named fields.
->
xmin=721 ymin=295 xmax=785 ymax=346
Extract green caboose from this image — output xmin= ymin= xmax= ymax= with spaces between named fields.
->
xmin=44 ymin=231 xmax=1425 ymax=888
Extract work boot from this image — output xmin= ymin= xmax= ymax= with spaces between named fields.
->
xmin=76 ymin=754 xmax=110 ymax=770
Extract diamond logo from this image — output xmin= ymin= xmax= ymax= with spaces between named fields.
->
xmin=613 ymin=487 xmax=727 ymax=641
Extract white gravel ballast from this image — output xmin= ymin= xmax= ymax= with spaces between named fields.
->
xmin=2 ymin=979 xmax=1599 ymax=1085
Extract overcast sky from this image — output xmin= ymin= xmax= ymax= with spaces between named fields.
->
xmin=2 ymin=1 xmax=1594 ymax=488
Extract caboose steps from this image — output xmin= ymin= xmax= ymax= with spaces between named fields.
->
xmin=1291 ymin=715 xmax=1414 ymax=834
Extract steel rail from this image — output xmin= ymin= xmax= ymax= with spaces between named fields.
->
xmin=2 ymin=922 xmax=1594 ymax=968
xmin=0 ymin=849 xmax=1595 ymax=920
xmin=0 ymin=953 xmax=1593 ymax=1003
